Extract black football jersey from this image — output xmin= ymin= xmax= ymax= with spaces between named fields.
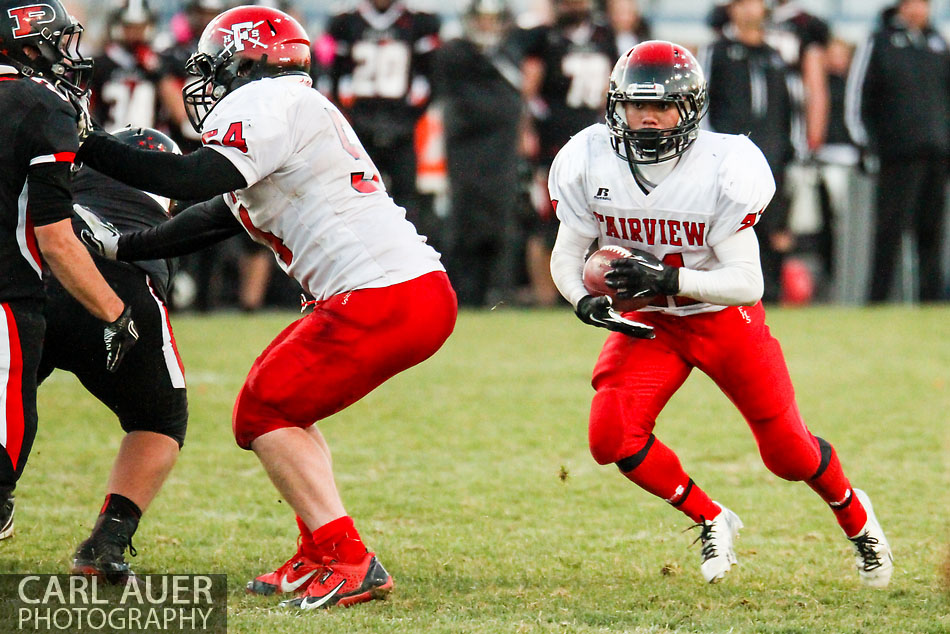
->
xmin=89 ymin=42 xmax=167 ymax=132
xmin=71 ymin=168 xmax=174 ymax=300
xmin=0 ymin=74 xmax=79 ymax=302
xmin=768 ymin=8 xmax=830 ymax=73
xmin=522 ymin=22 xmax=617 ymax=163
xmin=326 ymin=1 xmax=441 ymax=143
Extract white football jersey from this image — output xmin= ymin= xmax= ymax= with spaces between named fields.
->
xmin=201 ymin=76 xmax=444 ymax=301
xmin=550 ymin=125 xmax=776 ymax=316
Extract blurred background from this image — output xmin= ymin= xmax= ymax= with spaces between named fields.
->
xmin=65 ymin=0 xmax=950 ymax=311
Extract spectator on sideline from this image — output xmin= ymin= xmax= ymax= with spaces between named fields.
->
xmin=699 ymin=0 xmax=794 ymax=303
xmin=435 ymin=0 xmax=524 ymax=307
xmin=605 ymin=0 xmax=651 ymax=56
xmin=846 ymin=0 xmax=950 ymax=303
xmin=520 ymin=0 xmax=617 ymax=306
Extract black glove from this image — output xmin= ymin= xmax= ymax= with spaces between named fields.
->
xmin=103 ymin=305 xmax=138 ymax=372
xmin=575 ymin=295 xmax=655 ymax=339
xmin=604 ymin=249 xmax=679 ymax=299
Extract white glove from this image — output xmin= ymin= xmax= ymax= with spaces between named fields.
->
xmin=71 ymin=93 xmax=93 ymax=142
xmin=73 ymin=204 xmax=119 ymax=259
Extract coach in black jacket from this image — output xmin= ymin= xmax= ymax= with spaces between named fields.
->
xmin=846 ymin=0 xmax=950 ymax=302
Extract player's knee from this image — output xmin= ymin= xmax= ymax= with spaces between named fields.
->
xmin=589 ymin=388 xmax=650 ymax=465
xmin=120 ymin=417 xmax=187 ymax=449
xmin=232 ymin=385 xmax=296 ymax=450
xmin=757 ymin=423 xmax=819 ymax=482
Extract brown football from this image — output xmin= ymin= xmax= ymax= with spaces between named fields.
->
xmin=582 ymin=246 xmax=657 ymax=312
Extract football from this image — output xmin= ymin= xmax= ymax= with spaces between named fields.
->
xmin=582 ymin=246 xmax=657 ymax=312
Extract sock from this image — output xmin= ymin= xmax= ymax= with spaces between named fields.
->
xmin=619 ymin=436 xmax=721 ymax=524
xmin=308 ymin=516 xmax=367 ymax=564
xmin=806 ymin=438 xmax=867 ymax=537
xmin=99 ymin=493 xmax=142 ymax=522
xmin=90 ymin=494 xmax=141 ymax=550
xmin=296 ymin=515 xmax=317 ymax=553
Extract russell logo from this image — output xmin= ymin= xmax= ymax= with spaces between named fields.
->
xmin=594 ymin=187 xmax=610 ymax=200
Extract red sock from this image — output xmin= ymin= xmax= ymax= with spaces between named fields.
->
xmin=308 ymin=516 xmax=367 ymax=564
xmin=806 ymin=439 xmax=867 ymax=537
xmin=620 ymin=436 xmax=721 ymax=524
xmin=296 ymin=515 xmax=316 ymax=552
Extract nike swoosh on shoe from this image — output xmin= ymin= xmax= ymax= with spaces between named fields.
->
xmin=285 ymin=580 xmax=346 ymax=610
xmin=278 ymin=569 xmax=318 ymax=594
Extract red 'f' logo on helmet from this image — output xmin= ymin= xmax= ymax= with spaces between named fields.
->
xmin=7 ymin=4 xmax=57 ymax=39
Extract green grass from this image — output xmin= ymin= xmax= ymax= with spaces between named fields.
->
xmin=9 ymin=305 xmax=950 ymax=633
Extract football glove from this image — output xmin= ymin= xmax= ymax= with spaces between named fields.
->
xmin=103 ymin=305 xmax=138 ymax=372
xmin=74 ymin=204 xmax=120 ymax=259
xmin=70 ymin=92 xmax=94 ymax=143
xmin=605 ymin=249 xmax=679 ymax=299
xmin=575 ymin=295 xmax=655 ymax=339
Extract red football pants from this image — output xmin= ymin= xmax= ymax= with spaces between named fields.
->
xmin=232 ymin=271 xmax=457 ymax=449
xmin=589 ymin=302 xmax=821 ymax=481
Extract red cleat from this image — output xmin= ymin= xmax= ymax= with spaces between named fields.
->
xmin=246 ymin=540 xmax=322 ymax=596
xmin=280 ymin=552 xmax=393 ymax=610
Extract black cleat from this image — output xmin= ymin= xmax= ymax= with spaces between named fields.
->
xmin=71 ymin=518 xmax=138 ymax=585
xmin=0 ymin=494 xmax=13 ymax=541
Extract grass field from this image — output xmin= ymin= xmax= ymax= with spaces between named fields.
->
xmin=7 ymin=305 xmax=950 ymax=633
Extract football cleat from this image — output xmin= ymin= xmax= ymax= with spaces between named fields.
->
xmin=848 ymin=488 xmax=893 ymax=588
xmin=71 ymin=523 xmax=137 ymax=585
xmin=280 ymin=552 xmax=393 ymax=610
xmin=246 ymin=540 xmax=321 ymax=596
xmin=691 ymin=503 xmax=743 ymax=583
xmin=0 ymin=493 xmax=13 ymax=540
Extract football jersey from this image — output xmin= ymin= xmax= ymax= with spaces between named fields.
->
xmin=326 ymin=1 xmax=440 ymax=143
xmin=200 ymin=75 xmax=444 ymax=301
xmin=0 ymin=71 xmax=79 ymax=302
xmin=550 ymin=125 xmax=775 ymax=316
xmin=90 ymin=42 xmax=166 ymax=132
xmin=522 ymin=22 xmax=617 ymax=163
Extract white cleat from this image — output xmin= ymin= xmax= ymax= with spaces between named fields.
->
xmin=848 ymin=489 xmax=893 ymax=588
xmin=693 ymin=503 xmax=743 ymax=583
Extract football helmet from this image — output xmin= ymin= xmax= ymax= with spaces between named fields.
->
xmin=605 ymin=40 xmax=707 ymax=166
xmin=182 ymin=5 xmax=311 ymax=132
xmin=113 ymin=126 xmax=181 ymax=213
xmin=0 ymin=0 xmax=93 ymax=97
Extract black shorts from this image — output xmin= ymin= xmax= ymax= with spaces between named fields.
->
xmin=0 ymin=299 xmax=44 ymax=485
xmin=38 ymin=259 xmax=188 ymax=446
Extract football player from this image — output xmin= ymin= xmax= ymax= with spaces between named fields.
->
xmin=322 ymin=0 xmax=441 ymax=233
xmin=0 ymin=0 xmax=138 ymax=540
xmin=88 ymin=0 xmax=165 ymax=131
xmin=40 ymin=128 xmax=187 ymax=584
xmin=76 ymin=5 xmax=456 ymax=609
xmin=548 ymin=41 xmax=893 ymax=587
xmin=520 ymin=0 xmax=618 ymax=306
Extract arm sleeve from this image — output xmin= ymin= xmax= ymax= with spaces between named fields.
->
xmin=76 ymin=131 xmax=247 ymax=200
xmin=27 ymin=162 xmax=74 ymax=227
xmin=116 ymin=196 xmax=242 ymax=261
xmin=550 ymin=223 xmax=596 ymax=308
xmin=677 ymin=228 xmax=763 ymax=306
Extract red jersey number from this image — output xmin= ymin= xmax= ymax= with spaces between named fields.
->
xmin=327 ymin=108 xmax=383 ymax=194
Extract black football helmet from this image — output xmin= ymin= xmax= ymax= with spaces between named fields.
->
xmin=606 ymin=40 xmax=708 ymax=166
xmin=0 ymin=0 xmax=93 ymax=97
xmin=113 ymin=126 xmax=181 ymax=155
xmin=113 ymin=126 xmax=180 ymax=214
xmin=181 ymin=4 xmax=311 ymax=132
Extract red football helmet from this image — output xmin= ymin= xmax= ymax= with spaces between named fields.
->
xmin=606 ymin=40 xmax=707 ymax=166
xmin=182 ymin=5 xmax=311 ymax=132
